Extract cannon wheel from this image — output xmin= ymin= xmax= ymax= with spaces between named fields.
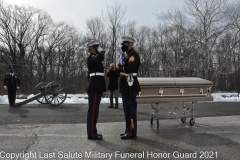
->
xmin=33 ymin=82 xmax=48 ymax=104
xmin=44 ymin=81 xmax=67 ymax=106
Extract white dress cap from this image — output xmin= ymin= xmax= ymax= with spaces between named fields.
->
xmin=87 ymin=40 xmax=99 ymax=47
xmin=121 ymin=36 xmax=135 ymax=43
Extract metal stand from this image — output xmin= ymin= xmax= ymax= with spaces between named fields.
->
xmin=150 ymin=102 xmax=196 ymax=128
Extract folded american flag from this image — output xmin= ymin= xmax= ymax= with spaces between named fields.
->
xmin=120 ymin=52 xmax=125 ymax=66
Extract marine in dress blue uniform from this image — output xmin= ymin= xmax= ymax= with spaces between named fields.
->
xmin=86 ymin=40 xmax=106 ymax=140
xmin=118 ymin=36 xmax=141 ymax=139
xmin=3 ymin=66 xmax=20 ymax=107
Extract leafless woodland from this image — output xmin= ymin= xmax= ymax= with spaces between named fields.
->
xmin=0 ymin=0 xmax=240 ymax=94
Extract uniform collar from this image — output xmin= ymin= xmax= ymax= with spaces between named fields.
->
xmin=127 ymin=48 xmax=135 ymax=56
xmin=127 ymin=48 xmax=135 ymax=54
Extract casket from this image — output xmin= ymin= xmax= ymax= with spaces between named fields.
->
xmin=137 ymin=77 xmax=213 ymax=104
xmin=136 ymin=77 xmax=213 ymax=127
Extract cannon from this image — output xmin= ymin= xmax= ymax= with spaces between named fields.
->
xmin=15 ymin=81 xmax=67 ymax=107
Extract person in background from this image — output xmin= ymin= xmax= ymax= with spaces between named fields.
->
xmin=3 ymin=66 xmax=20 ymax=107
xmin=86 ymin=39 xmax=106 ymax=140
xmin=107 ymin=63 xmax=120 ymax=109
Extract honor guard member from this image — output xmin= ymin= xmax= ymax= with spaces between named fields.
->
xmin=86 ymin=39 xmax=106 ymax=140
xmin=118 ymin=36 xmax=141 ymax=139
xmin=3 ymin=66 xmax=20 ymax=107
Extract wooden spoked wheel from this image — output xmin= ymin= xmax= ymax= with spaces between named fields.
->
xmin=44 ymin=81 xmax=67 ymax=106
xmin=33 ymin=82 xmax=48 ymax=104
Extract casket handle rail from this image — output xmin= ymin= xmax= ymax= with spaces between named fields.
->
xmin=138 ymin=91 xmax=141 ymax=97
xmin=180 ymin=88 xmax=184 ymax=95
xmin=159 ymin=88 xmax=163 ymax=96
xmin=199 ymin=87 xmax=203 ymax=95
xmin=208 ymin=87 xmax=212 ymax=96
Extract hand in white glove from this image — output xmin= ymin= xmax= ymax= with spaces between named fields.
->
xmin=115 ymin=62 xmax=120 ymax=69
xmin=17 ymin=86 xmax=20 ymax=90
xmin=97 ymin=46 xmax=103 ymax=53
xmin=4 ymin=86 xmax=7 ymax=90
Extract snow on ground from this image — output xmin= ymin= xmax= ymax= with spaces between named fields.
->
xmin=0 ymin=93 xmax=239 ymax=105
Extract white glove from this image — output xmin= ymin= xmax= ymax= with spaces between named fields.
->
xmin=115 ymin=62 xmax=120 ymax=69
xmin=97 ymin=46 xmax=103 ymax=53
xmin=4 ymin=86 xmax=7 ymax=90
xmin=17 ymin=86 xmax=20 ymax=90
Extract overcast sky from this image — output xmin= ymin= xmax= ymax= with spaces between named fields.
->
xmin=5 ymin=0 xmax=185 ymax=32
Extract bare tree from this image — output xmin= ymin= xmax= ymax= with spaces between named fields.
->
xmin=172 ymin=0 xmax=230 ymax=80
xmin=103 ymin=2 xmax=126 ymax=62
xmin=211 ymin=0 xmax=240 ymax=91
xmin=135 ymin=26 xmax=152 ymax=76
xmin=0 ymin=3 xmax=53 ymax=92
xmin=86 ymin=17 xmax=105 ymax=40
xmin=36 ymin=22 xmax=68 ymax=82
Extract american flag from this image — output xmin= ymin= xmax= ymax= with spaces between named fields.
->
xmin=120 ymin=52 xmax=125 ymax=66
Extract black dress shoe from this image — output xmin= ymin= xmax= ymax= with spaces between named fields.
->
xmin=120 ymin=133 xmax=125 ymax=137
xmin=97 ymin=134 xmax=102 ymax=138
xmin=88 ymin=135 xmax=102 ymax=140
xmin=120 ymin=134 xmax=136 ymax=139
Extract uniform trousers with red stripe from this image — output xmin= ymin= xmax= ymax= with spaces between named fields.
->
xmin=87 ymin=92 xmax=102 ymax=138
xmin=122 ymin=93 xmax=137 ymax=137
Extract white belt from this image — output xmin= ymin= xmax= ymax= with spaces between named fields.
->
xmin=89 ymin=72 xmax=104 ymax=77
xmin=121 ymin=72 xmax=136 ymax=86
xmin=121 ymin=72 xmax=137 ymax=76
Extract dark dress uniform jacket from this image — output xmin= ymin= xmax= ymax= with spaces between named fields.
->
xmin=4 ymin=73 xmax=20 ymax=91
xmin=87 ymin=52 xmax=106 ymax=92
xmin=107 ymin=69 xmax=120 ymax=90
xmin=120 ymin=49 xmax=141 ymax=93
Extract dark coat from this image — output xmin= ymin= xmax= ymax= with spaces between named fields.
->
xmin=86 ymin=52 xmax=106 ymax=92
xmin=107 ymin=68 xmax=120 ymax=90
xmin=119 ymin=49 xmax=141 ymax=93
xmin=3 ymin=73 xmax=20 ymax=91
